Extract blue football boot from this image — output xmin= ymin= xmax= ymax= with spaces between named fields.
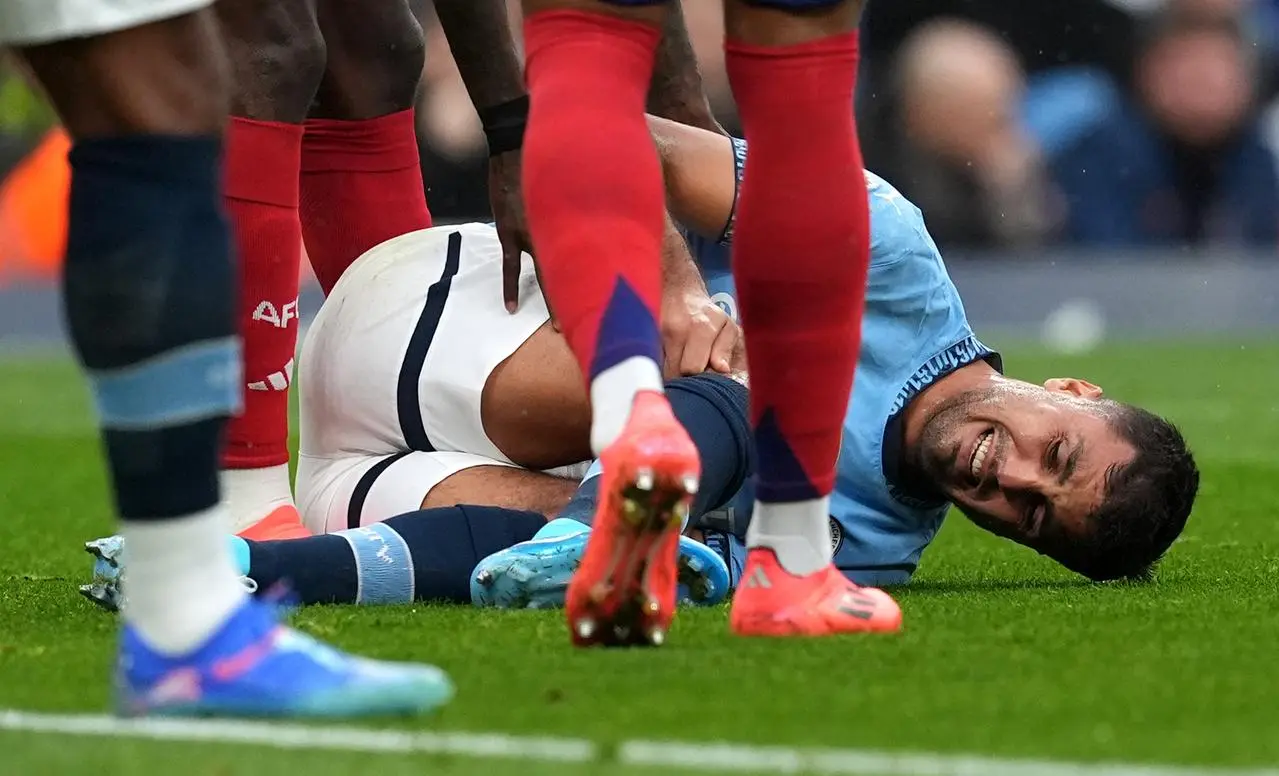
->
xmin=117 ymin=596 xmax=453 ymax=718
xmin=470 ymin=518 xmax=730 ymax=609
xmin=81 ymin=535 xmax=255 ymax=613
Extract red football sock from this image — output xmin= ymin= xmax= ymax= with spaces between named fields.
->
xmin=725 ymin=32 xmax=871 ymax=502
xmin=222 ymin=117 xmax=305 ymax=470
xmin=522 ymin=10 xmax=665 ymax=393
xmin=299 ymin=109 xmax=432 ymax=295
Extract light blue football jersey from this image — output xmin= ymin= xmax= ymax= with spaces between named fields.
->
xmin=689 ymin=137 xmax=1001 ymax=587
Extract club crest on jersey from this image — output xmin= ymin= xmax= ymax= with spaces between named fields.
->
xmin=829 ymin=517 xmax=844 ymax=554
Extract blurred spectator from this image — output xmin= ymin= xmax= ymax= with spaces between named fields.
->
xmin=862 ymin=19 xmax=1056 ymax=250
xmin=861 ymin=0 xmax=1139 ymax=97
xmin=1043 ymin=13 xmax=1279 ymax=247
xmin=1113 ymin=0 xmax=1279 ymax=97
xmin=411 ymin=0 xmax=501 ymax=221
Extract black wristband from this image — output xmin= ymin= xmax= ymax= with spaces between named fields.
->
xmin=478 ymin=95 xmax=530 ymax=157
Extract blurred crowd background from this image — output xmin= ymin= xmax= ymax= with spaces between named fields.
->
xmin=1 ymin=0 xmax=1277 ymax=283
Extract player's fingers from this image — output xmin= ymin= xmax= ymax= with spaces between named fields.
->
xmin=501 ymin=234 xmax=521 ymax=313
xmin=660 ymin=306 xmax=687 ymax=369
xmin=708 ymin=317 xmax=739 ymax=374
xmin=679 ymin=317 xmax=719 ymax=376
xmin=662 ymin=334 xmax=685 ymax=380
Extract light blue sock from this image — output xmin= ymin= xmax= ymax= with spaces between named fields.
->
xmin=227 ymin=536 xmax=251 ymax=576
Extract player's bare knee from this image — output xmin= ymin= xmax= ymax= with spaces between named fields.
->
xmin=18 ymin=11 xmax=229 ymax=137
xmin=216 ymin=0 xmax=326 ymax=123
xmin=723 ymin=0 xmax=863 ymax=46
xmin=309 ymin=0 xmax=425 ymax=120
xmin=481 ymin=325 xmax=593 ymax=470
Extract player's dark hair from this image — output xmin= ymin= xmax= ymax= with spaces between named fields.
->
xmin=1054 ymin=403 xmax=1199 ymax=582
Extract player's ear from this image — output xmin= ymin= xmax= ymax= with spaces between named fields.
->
xmin=1044 ymin=377 xmax=1104 ymax=400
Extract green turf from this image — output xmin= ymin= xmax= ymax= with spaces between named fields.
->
xmin=0 ymin=341 xmax=1276 ymax=775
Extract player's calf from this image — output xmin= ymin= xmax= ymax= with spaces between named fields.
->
xmin=718 ymin=0 xmax=904 ymax=636
xmin=300 ymin=0 xmax=432 ymax=293
xmin=19 ymin=11 xmax=248 ymax=655
xmin=516 ymin=0 xmax=708 ymax=647
xmin=18 ymin=4 xmax=456 ymax=720
xmin=721 ymin=0 xmax=869 ymax=575
xmin=215 ymin=0 xmax=327 ymax=531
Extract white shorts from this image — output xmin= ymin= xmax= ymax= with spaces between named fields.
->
xmin=294 ymin=223 xmax=557 ymax=534
xmin=0 ymin=0 xmax=211 ymax=45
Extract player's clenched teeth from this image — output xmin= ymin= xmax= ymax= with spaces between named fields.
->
xmin=970 ymin=429 xmax=994 ymax=481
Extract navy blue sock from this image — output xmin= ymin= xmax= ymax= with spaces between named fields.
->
xmin=65 ymin=135 xmax=239 ymax=520
xmin=558 ymin=372 xmax=754 ymax=525
xmin=245 ymin=506 xmax=547 ymax=605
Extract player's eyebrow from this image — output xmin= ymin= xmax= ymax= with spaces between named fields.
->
xmin=1058 ymin=440 xmax=1083 ymax=486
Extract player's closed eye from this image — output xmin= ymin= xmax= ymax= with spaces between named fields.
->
xmin=1044 ymin=436 xmax=1066 ymax=471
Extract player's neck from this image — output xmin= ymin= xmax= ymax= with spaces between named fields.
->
xmin=899 ymin=360 xmax=1001 ymax=452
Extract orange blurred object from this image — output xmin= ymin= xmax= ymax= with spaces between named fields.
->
xmin=0 ymin=127 xmax=70 ymax=281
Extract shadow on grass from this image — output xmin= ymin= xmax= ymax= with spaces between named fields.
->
xmin=896 ymin=578 xmax=1101 ymax=595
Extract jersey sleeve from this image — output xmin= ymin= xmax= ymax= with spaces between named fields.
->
xmin=709 ymin=138 xmax=938 ymax=269
xmin=717 ymin=136 xmax=749 ymax=246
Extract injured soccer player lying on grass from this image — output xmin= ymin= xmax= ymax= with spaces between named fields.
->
xmin=81 ymin=117 xmax=1201 ymax=616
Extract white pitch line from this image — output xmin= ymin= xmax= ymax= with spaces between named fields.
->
xmin=1 ymin=710 xmax=1275 ymax=776
xmin=0 ymin=710 xmax=593 ymax=763
xmin=619 ymin=742 xmax=1279 ymax=776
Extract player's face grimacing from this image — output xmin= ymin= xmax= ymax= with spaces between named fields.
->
xmin=912 ymin=377 xmax=1134 ymax=554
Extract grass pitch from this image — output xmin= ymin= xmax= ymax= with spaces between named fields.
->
xmin=0 ymin=341 xmax=1276 ymax=775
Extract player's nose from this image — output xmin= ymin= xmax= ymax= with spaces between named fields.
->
xmin=996 ymin=452 xmax=1043 ymax=492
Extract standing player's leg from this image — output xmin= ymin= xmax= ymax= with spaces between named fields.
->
xmin=520 ymin=0 xmax=699 ymax=648
xmin=299 ymin=0 xmax=431 ymax=294
xmin=215 ymin=0 xmax=326 ymax=538
xmin=720 ymin=0 xmax=900 ymax=635
xmin=12 ymin=5 xmax=451 ymax=715
xmin=17 ymin=6 xmax=247 ymax=668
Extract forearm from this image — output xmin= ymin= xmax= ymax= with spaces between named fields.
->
xmin=432 ymin=0 xmax=525 ymax=110
xmin=662 ymin=209 xmax=705 ymax=287
xmin=646 ymin=2 xmax=724 ymax=135
xmin=649 ymin=115 xmax=740 ymax=240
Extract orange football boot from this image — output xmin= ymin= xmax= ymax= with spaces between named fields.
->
xmin=566 ymin=391 xmax=700 ymax=648
xmin=730 ymin=548 xmax=902 ymax=636
xmin=237 ymin=504 xmax=313 ymax=542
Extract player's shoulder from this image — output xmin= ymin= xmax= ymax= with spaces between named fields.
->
xmin=863 ymin=170 xmax=939 ymax=269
